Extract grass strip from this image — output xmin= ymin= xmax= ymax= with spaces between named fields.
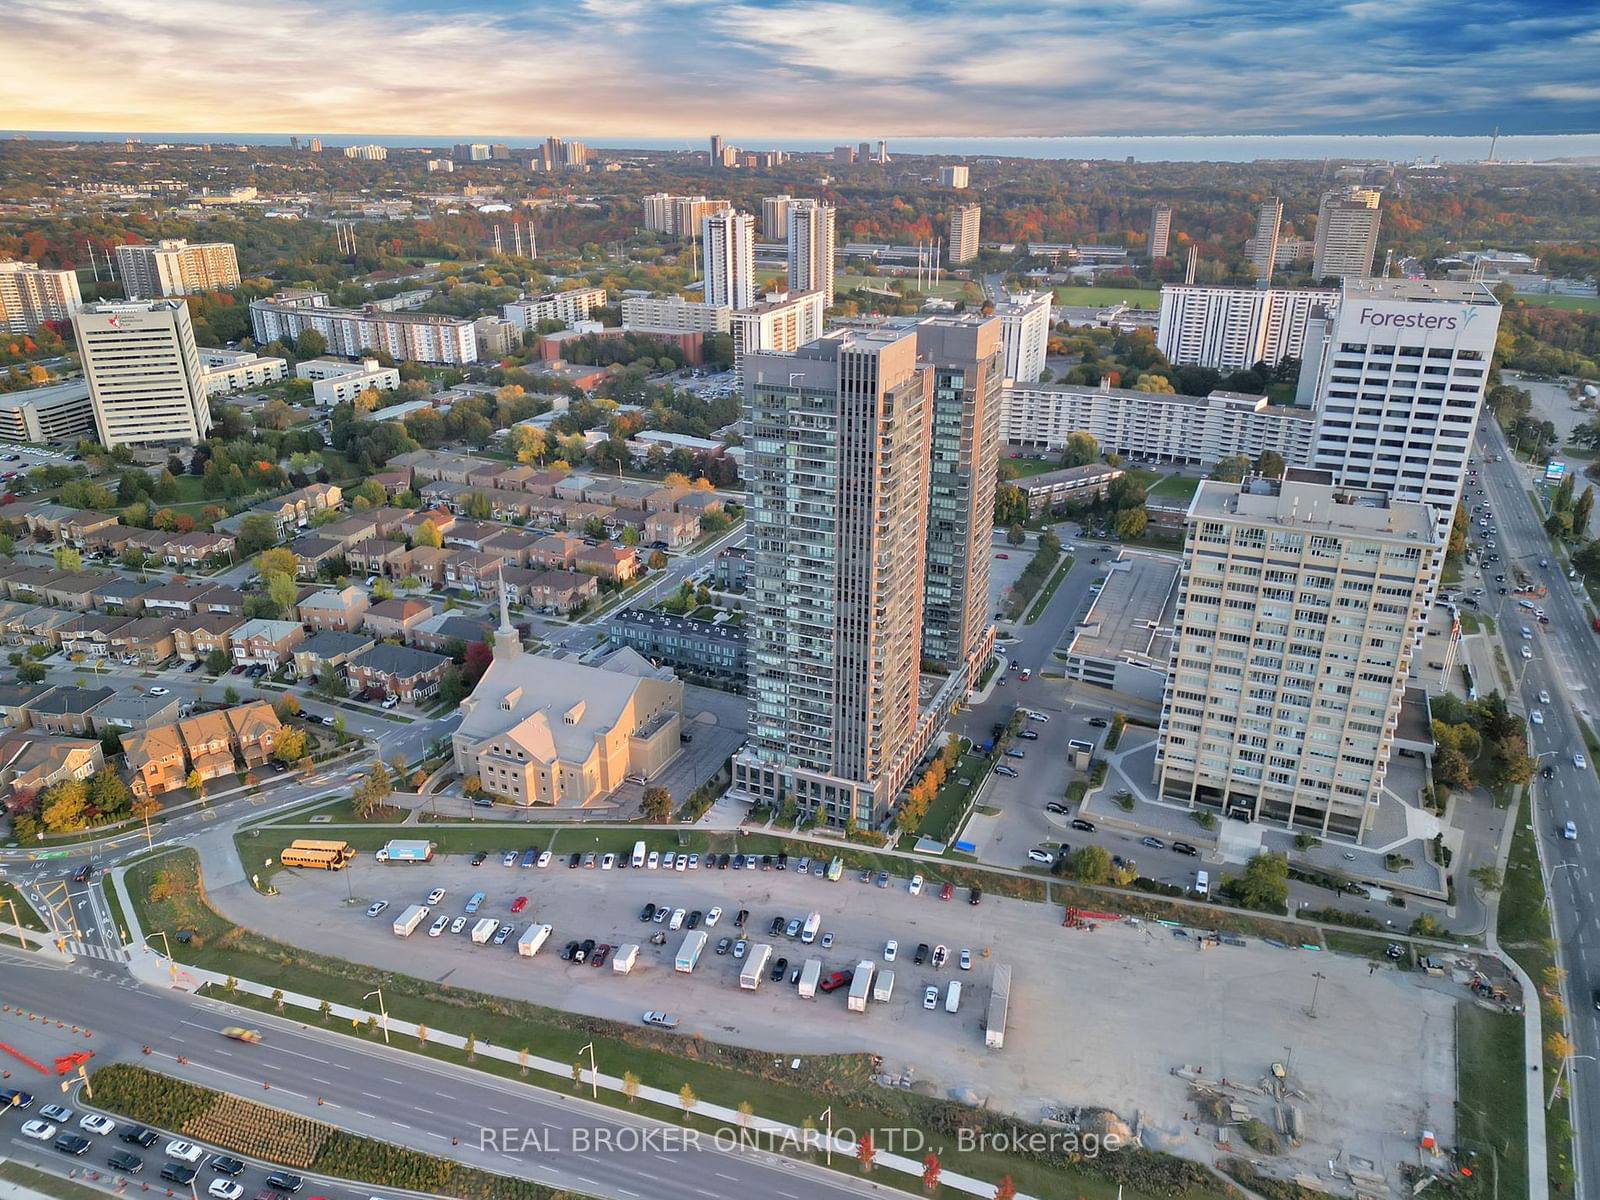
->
xmin=0 ymin=878 xmax=46 ymax=930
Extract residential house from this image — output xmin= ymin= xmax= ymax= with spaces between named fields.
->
xmin=584 ymin=479 xmax=658 ymax=510
xmin=141 ymin=581 xmax=214 ymax=615
xmin=40 ymin=572 xmax=110 ymax=611
xmin=290 ymin=534 xmax=345 ymax=579
xmin=400 ymin=545 xmax=453 ymax=588
xmin=0 ymin=683 xmax=56 ymax=729
xmin=229 ymin=618 xmax=305 ymax=667
xmin=553 ymin=474 xmax=597 ymax=503
xmin=3 ymin=607 xmax=74 ymax=649
xmin=644 ymin=485 xmax=693 ymax=513
xmin=389 ymin=449 xmax=492 ymax=484
xmin=107 ymin=615 xmax=181 ymax=664
xmin=574 ymin=543 xmax=640 ymax=582
xmin=122 ymin=723 xmax=188 ymax=798
xmin=409 ymin=613 xmax=491 ymax=655
xmin=346 ymin=644 xmax=451 ymax=703
xmin=398 ymin=507 xmax=455 ymax=541
xmin=442 ymin=550 xmax=505 ymax=595
xmin=25 ymin=685 xmax=115 ymax=735
xmin=500 ymin=566 xmax=597 ymax=614
xmin=478 ymin=527 xmax=545 ymax=566
xmin=172 ymin=613 xmax=246 ymax=662
xmin=0 ymin=732 xmax=103 ymax=795
xmin=0 ymin=567 xmax=69 ymax=602
xmin=225 ymin=702 xmax=281 ymax=768
xmin=644 ymin=509 xmax=700 ymax=549
xmin=92 ymin=578 xmax=159 ymax=614
xmin=297 ymin=586 xmax=370 ymax=633
xmin=88 ymin=691 xmax=182 ymax=732
xmin=292 ymin=630 xmax=375 ymax=681
xmin=528 ymin=533 xmax=584 ymax=570
xmin=320 ymin=513 xmax=380 ymax=550
xmin=713 ymin=545 xmax=749 ymax=590
xmin=608 ymin=609 xmax=747 ymax=685
xmin=251 ymin=483 xmax=343 ymax=536
xmin=441 ymin=519 xmax=502 ymax=550
xmin=369 ymin=469 xmax=410 ymax=499
xmin=58 ymin=613 xmax=133 ymax=659
xmin=674 ymin=490 xmax=725 ymax=518
xmin=191 ymin=585 xmax=246 ymax=616
xmin=419 ymin=480 xmax=472 ymax=510
xmin=346 ymin=538 xmax=410 ymax=578
xmin=363 ymin=598 xmax=434 ymax=640
xmin=152 ymin=530 xmax=237 ymax=568
xmin=176 ymin=710 xmax=236 ymax=784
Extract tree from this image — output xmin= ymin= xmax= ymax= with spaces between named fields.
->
xmin=295 ymin=329 xmax=328 ymax=358
xmin=642 ymin=786 xmax=672 ymax=822
xmin=465 ymin=1032 xmax=476 ymax=1060
xmin=237 ymin=515 xmax=279 ymax=557
xmin=623 ymin=1070 xmax=640 ymax=1104
xmin=259 ymin=547 xmax=296 ymax=580
xmin=1432 ymin=745 xmax=1473 ymax=792
xmin=1254 ymin=450 xmax=1286 ymax=479
xmin=1469 ymin=864 xmax=1503 ymax=893
xmin=88 ymin=766 xmax=130 ymax=815
xmin=223 ymin=685 xmax=240 ymax=704
xmin=40 ymin=779 xmax=88 ymax=832
xmin=1409 ymin=913 xmax=1445 ymax=938
xmin=648 ymin=550 xmax=667 ymax=570
xmin=275 ymin=726 xmax=309 ymax=763
xmin=1546 ymin=510 xmax=1573 ymax=539
xmin=267 ymin=572 xmax=299 ymax=616
xmin=1115 ymin=507 xmax=1148 ymax=539
xmin=1574 ymin=485 xmax=1595 ymax=539
xmin=274 ymin=693 xmax=301 ymax=720
xmin=205 ymin=648 xmax=231 ymax=674
xmin=857 ymin=1130 xmax=876 ymax=1171
xmin=1553 ymin=471 xmax=1575 ymax=514
xmin=1210 ymin=455 xmax=1251 ymax=483
xmin=737 ymin=1099 xmax=753 ymax=1129
xmin=353 ymin=760 xmax=394 ymax=818
xmin=1006 ymin=524 xmax=1026 ymax=546
xmin=415 ymin=520 xmax=443 ymax=549
xmin=272 ymin=988 xmax=284 ymax=1013
xmin=921 ymin=1152 xmax=942 ymax=1192
xmin=1069 ymin=844 xmax=1110 ymax=884
xmin=994 ymin=1177 xmax=1017 ymax=1200
xmin=993 ymin=483 xmax=1029 ymax=527
xmin=1060 ymin=431 xmax=1100 ymax=467
xmin=678 ymin=1083 xmax=697 ymax=1115
xmin=1228 ymin=852 xmax=1289 ymax=912
xmin=131 ymin=795 xmax=160 ymax=823
xmin=52 ymin=546 xmax=82 ymax=571
xmin=16 ymin=661 xmax=45 ymax=684
xmin=185 ymin=769 xmax=204 ymax=797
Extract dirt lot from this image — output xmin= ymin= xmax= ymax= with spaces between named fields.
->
xmin=210 ymin=848 xmax=1456 ymax=1189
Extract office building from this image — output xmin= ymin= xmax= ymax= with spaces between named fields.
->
xmin=1307 ymin=277 xmax=1501 ymax=560
xmin=709 ymin=134 xmax=723 ymax=165
xmin=1249 ymin=198 xmax=1283 ymax=282
xmin=949 ymin=203 xmax=981 ymax=265
xmin=940 ymin=165 xmax=970 ymax=189
xmin=733 ymin=330 xmax=933 ymax=827
xmin=729 ymin=291 xmax=826 ymax=385
xmin=114 ymin=239 xmax=240 ymax=299
xmin=0 ymin=261 xmax=82 ymax=334
xmin=501 ymin=286 xmax=608 ymax=331
xmin=342 ymin=144 xmax=388 ymax=160
xmin=620 ymin=297 xmax=731 ymax=333
xmin=832 ymin=146 xmax=855 ymax=164
xmin=993 ymin=290 xmax=1051 ymax=384
xmin=1149 ymin=204 xmax=1173 ymax=260
xmin=761 ymin=195 xmax=793 ymax=240
xmin=786 ymin=200 xmax=836 ymax=302
xmin=72 ymin=300 xmax=213 ymax=449
xmin=1155 ymin=475 xmax=1435 ymax=838
xmin=1002 ymin=379 xmax=1315 ymax=466
xmin=1157 ymin=284 xmax=1338 ymax=372
xmin=916 ymin=316 xmax=1003 ymax=679
xmin=703 ymin=211 xmax=757 ymax=311
xmin=0 ymin=380 xmax=96 ymax=442
xmin=1312 ymin=187 xmax=1383 ymax=281
xmin=249 ymin=292 xmax=476 ymax=365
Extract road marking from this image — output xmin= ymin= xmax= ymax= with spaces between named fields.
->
xmin=487 ymin=1105 xmax=510 ymax=1115
xmin=715 ymin=1172 xmax=738 ymax=1181
xmin=361 ymin=1091 xmax=383 ymax=1100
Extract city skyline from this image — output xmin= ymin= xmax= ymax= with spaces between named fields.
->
xmin=3 ymin=0 xmax=1597 ymax=139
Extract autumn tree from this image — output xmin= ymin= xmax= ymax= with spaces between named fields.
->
xmin=856 ymin=1130 xmax=876 ymax=1172
xmin=921 ymin=1152 xmax=942 ymax=1191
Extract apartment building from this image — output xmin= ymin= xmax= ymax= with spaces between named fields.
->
xmin=114 ymin=239 xmax=240 ymax=299
xmin=732 ymin=329 xmax=933 ymax=827
xmin=994 ymin=290 xmax=1051 ymax=384
xmin=761 ymin=195 xmax=793 ymax=240
xmin=1249 ymin=198 xmax=1283 ymax=282
xmin=1154 ymin=475 xmax=1435 ymax=838
xmin=1312 ymin=187 xmax=1383 ymax=281
xmin=939 ymin=165 xmax=970 ymax=188
xmin=1148 ymin=204 xmax=1173 ymax=260
xmin=620 ymin=297 xmax=731 ymax=333
xmin=1156 ymin=284 xmax=1338 ymax=372
xmin=703 ymin=211 xmax=757 ymax=311
xmin=294 ymin=356 xmax=401 ymax=404
xmin=250 ymin=292 xmax=476 ymax=365
xmin=0 ymin=261 xmax=82 ymax=333
xmin=949 ymin=203 xmax=982 ymax=265
xmin=198 ymin=348 xmax=288 ymax=396
xmin=786 ymin=200 xmax=836 ymax=302
xmin=72 ymin=300 xmax=214 ymax=449
xmin=501 ymin=286 xmax=608 ymax=332
xmin=729 ymin=290 xmax=826 ymax=385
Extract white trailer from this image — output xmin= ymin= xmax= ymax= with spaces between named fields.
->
xmin=873 ymin=968 xmax=895 ymax=1003
xmin=470 ymin=917 xmax=499 ymax=944
xmin=516 ymin=923 xmax=552 ymax=957
xmin=675 ymin=929 xmax=708 ymax=972
xmin=612 ymin=943 xmax=640 ymax=974
xmin=847 ymin=961 xmax=875 ymax=1012
xmin=986 ymin=964 xmax=1011 ymax=1048
xmin=392 ymin=904 xmax=429 ymax=937
xmin=797 ymin=958 xmax=822 ymax=999
xmin=739 ymin=943 xmax=772 ymax=990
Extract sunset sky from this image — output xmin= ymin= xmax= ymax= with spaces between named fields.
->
xmin=4 ymin=0 xmax=1597 ymax=139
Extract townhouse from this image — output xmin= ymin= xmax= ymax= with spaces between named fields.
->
xmin=363 ymin=598 xmax=434 ymax=640
xmin=499 ymin=566 xmax=597 ymax=614
xmin=297 ymin=586 xmax=369 ymax=633
xmin=346 ymin=643 xmax=451 ymax=703
xmin=229 ymin=619 xmax=305 ymax=666
xmin=292 ymin=630 xmax=376 ymax=682
xmin=172 ymin=613 xmax=246 ymax=662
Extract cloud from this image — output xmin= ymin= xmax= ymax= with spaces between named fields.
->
xmin=0 ymin=0 xmax=1594 ymax=137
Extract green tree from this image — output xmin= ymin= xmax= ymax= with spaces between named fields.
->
xmin=267 ymin=572 xmax=299 ymax=615
xmin=1254 ymin=450 xmax=1286 ymax=479
xmin=1227 ymin=852 xmax=1289 ymax=912
xmin=295 ymin=329 xmax=328 ymax=358
xmin=1210 ymin=455 xmax=1251 ymax=483
xmin=993 ymin=483 xmax=1029 ymax=527
xmin=16 ymin=661 xmax=45 ymax=684
xmin=1006 ymin=524 xmax=1026 ymax=546
xmin=223 ymin=685 xmax=240 ymax=704
xmin=1115 ymin=507 xmax=1148 ymax=539
xmin=205 ymin=648 xmax=231 ymax=674
xmin=88 ymin=765 xmax=130 ymax=815
xmin=1553 ymin=472 xmax=1575 ymax=514
xmin=642 ymin=786 xmax=673 ymax=822
xmin=1068 ymin=844 xmax=1111 ymax=884
xmin=1573 ymin=485 xmax=1595 ymax=539
xmin=52 ymin=546 xmax=82 ymax=571
xmin=1059 ymin=431 xmax=1100 ymax=467
xmin=236 ymin=514 xmax=279 ymax=556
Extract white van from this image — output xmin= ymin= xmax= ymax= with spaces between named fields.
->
xmin=631 ymin=840 xmax=646 ymax=869
xmin=944 ymin=980 xmax=962 ymax=1013
xmin=1193 ymin=869 xmax=1210 ymax=898
xmin=1520 ymin=625 xmax=1533 ymax=639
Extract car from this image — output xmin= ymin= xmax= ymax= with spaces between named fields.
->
xmin=428 ymin=914 xmax=449 ymax=936
xmin=505 ymin=895 xmax=529 ymax=917
xmin=518 ymin=848 xmax=538 ymax=868
xmin=1576 ymin=753 xmax=1588 ymax=769
xmin=426 ymin=887 xmax=447 ymax=904
xmin=561 ymin=940 xmax=579 ymax=960
xmin=207 ymin=1182 xmax=244 ymax=1200
xmin=592 ymin=943 xmax=611 ymax=968
xmin=39 ymin=1103 xmax=74 ymax=1122
xmin=365 ymin=900 xmax=388 ymax=917
xmin=716 ymin=936 xmax=732 ymax=955
xmin=186 ymin=659 xmax=204 ymax=673
xmin=1026 ymin=848 xmax=1055 ymax=865
xmin=21 ymin=1120 xmax=57 ymax=1140
xmin=995 ymin=552 xmax=1009 ymax=559
xmin=1141 ymin=836 xmax=1166 ymax=849
xmin=1539 ymin=689 xmax=1551 ymax=704
xmin=706 ymin=906 xmax=723 ymax=926
xmin=1028 ymin=710 xmax=1051 ymax=723
xmin=884 ymin=939 xmax=898 ymax=961
xmin=1563 ymin=821 xmax=1578 ymax=841
xmin=784 ymin=917 xmax=801 ymax=938
xmin=932 ymin=944 xmax=949 ymax=968
xmin=492 ymin=923 xmax=514 ymax=945
xmin=1070 ymin=818 xmax=1096 ymax=832
xmin=909 ymin=874 xmax=922 ymax=896
xmin=1004 ymin=748 xmax=1026 ymax=759
xmin=673 ymin=853 xmax=687 ymax=872
xmin=914 ymin=942 xmax=930 ymax=964
xmin=108 ymin=1150 xmax=144 ymax=1174
xmin=381 ymin=695 xmax=399 ymax=709
xmin=639 ymin=903 xmax=657 ymax=922
xmin=777 ymin=852 xmax=789 ymax=871
xmin=770 ymin=956 xmax=789 ymax=982
xmin=732 ymin=939 xmax=748 ymax=959
xmin=120 ymin=1126 xmax=157 ymax=1147
xmin=959 ymin=947 xmax=974 ymax=971
xmin=686 ymin=909 xmax=702 ymax=929
xmin=148 ymin=686 xmax=169 ymax=697
xmin=470 ymin=851 xmax=488 ymax=867
xmin=821 ymin=931 xmax=835 ymax=948
xmin=718 ymin=853 xmax=732 ymax=868
xmin=819 ymin=970 xmax=853 ymax=994
xmin=969 ymin=887 xmax=982 ymax=905
xmin=642 ymin=1011 xmax=679 ymax=1028
xmin=600 ymin=852 xmax=616 ymax=870
xmin=264 ymin=1171 xmax=303 ymax=1192
xmin=1017 ymin=729 xmax=1040 ymax=740
xmin=688 ymin=853 xmax=700 ymax=869
xmin=1172 ymin=841 xmax=1199 ymax=856
xmin=464 ymin=891 xmax=486 ymax=914
xmin=219 ymin=1028 xmax=261 ymax=1045
xmin=995 ymin=765 xmax=1019 ymax=778
xmin=165 ymin=1141 xmax=204 ymax=1164
xmin=209 ymin=1156 xmax=245 ymax=1177
xmin=652 ymin=906 xmax=668 ymax=924
xmin=1532 ymin=709 xmax=1545 ymax=725
xmin=537 ymin=849 xmax=552 ymax=868
xmin=582 ymin=852 xmax=597 ymax=869
xmin=924 ymin=986 xmax=940 ymax=1010
xmin=812 ymin=860 xmax=826 ymax=877
xmin=940 ymin=881 xmax=954 ymax=901
xmin=1086 ymin=717 xmax=1109 ymax=728
xmin=875 ymin=870 xmax=890 ymax=888
xmin=1542 ymin=764 xmax=1555 ymax=780
xmin=501 ymin=850 xmax=517 ymax=866
xmin=78 ymin=1113 xmax=115 ymax=1136
xmin=230 ymin=665 xmax=245 ymax=674
xmin=568 ymin=852 xmax=582 ymax=868
xmin=160 ymin=1165 xmax=198 ymax=1186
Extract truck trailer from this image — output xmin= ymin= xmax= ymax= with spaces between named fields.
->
xmin=516 ymin=924 xmax=552 ymax=957
xmin=797 ymin=958 xmax=822 ymax=998
xmin=986 ymin=964 xmax=1011 ymax=1048
xmin=376 ymin=839 xmax=435 ymax=863
xmin=612 ymin=943 xmax=639 ymax=974
xmin=873 ymin=968 xmax=895 ymax=1003
xmin=470 ymin=917 xmax=499 ymax=944
xmin=739 ymin=943 xmax=772 ymax=990
xmin=675 ymin=929 xmax=708 ymax=972
xmin=847 ymin=961 xmax=875 ymax=1012
xmin=392 ymin=904 xmax=429 ymax=937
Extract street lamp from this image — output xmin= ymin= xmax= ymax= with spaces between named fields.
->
xmin=578 ymin=1041 xmax=598 ymax=1099
xmin=363 ymin=989 xmax=389 ymax=1043
xmin=1547 ymin=1054 xmax=1595 ymax=1110
xmin=1306 ymin=971 xmax=1327 ymax=1020
xmin=147 ymin=930 xmax=177 ymax=983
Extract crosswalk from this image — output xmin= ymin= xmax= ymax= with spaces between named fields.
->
xmin=65 ymin=940 xmax=128 ymax=963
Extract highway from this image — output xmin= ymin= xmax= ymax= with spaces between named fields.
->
xmin=1475 ymin=418 xmax=1598 ymax=1200
xmin=0 ymin=946 xmax=886 ymax=1200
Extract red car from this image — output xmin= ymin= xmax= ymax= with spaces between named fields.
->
xmin=510 ymin=896 xmax=528 ymax=914
xmin=940 ymin=882 xmax=954 ymax=902
xmin=591 ymin=943 xmax=611 ymax=968
xmin=818 ymin=970 xmax=854 ymax=994
xmin=995 ymin=553 xmax=1009 ymax=559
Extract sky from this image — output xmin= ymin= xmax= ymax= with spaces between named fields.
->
xmin=3 ymin=0 xmax=1597 ymax=140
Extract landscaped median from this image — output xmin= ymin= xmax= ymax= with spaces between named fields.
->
xmin=125 ymin=847 xmax=1231 ymax=1200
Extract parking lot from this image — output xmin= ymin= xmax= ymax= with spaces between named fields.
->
xmin=211 ymin=844 xmax=1457 ymax=1186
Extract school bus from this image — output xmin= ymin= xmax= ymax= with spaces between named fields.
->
xmin=282 ymin=840 xmax=356 ymax=870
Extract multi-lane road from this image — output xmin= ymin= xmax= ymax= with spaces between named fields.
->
xmin=1475 ymin=418 xmax=1598 ymax=1200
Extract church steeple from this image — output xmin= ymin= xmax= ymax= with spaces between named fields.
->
xmin=492 ymin=566 xmax=521 ymax=660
